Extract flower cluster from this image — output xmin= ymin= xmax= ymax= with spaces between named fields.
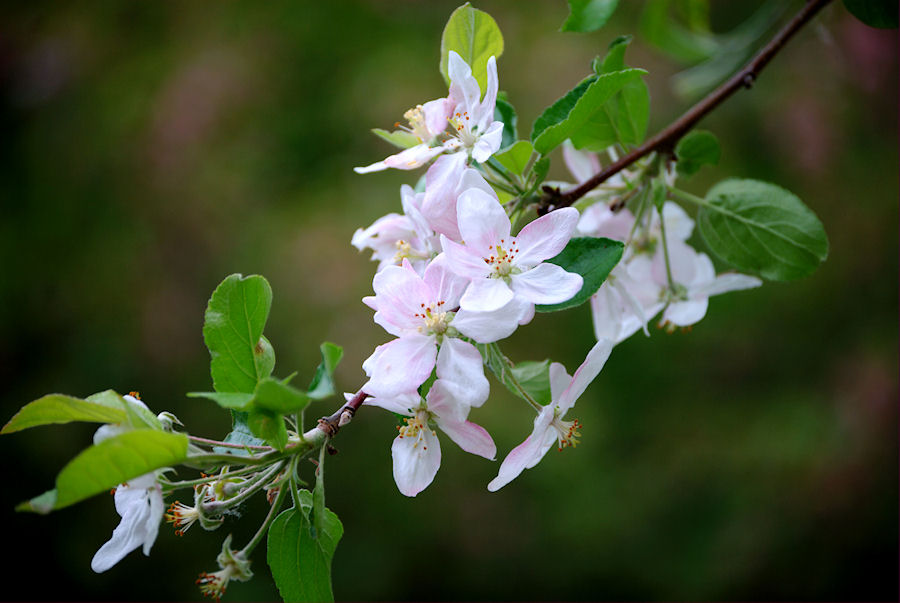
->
xmin=354 ymin=53 xmax=612 ymax=497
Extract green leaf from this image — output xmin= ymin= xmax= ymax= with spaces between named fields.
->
xmin=19 ymin=430 xmax=188 ymax=513
xmin=494 ymin=96 xmax=518 ymax=151
xmin=254 ymin=378 xmax=311 ymax=415
xmin=267 ymin=494 xmax=344 ymax=603
xmin=494 ymin=140 xmax=533 ymax=176
xmin=675 ymin=130 xmax=721 ymax=177
xmin=2 ymin=393 xmax=126 ymax=434
xmin=214 ymin=411 xmax=267 ymax=456
xmin=371 ymin=128 xmax=420 ymax=149
xmin=203 ymin=274 xmax=275 ymax=394
xmin=307 ymin=342 xmax=343 ymax=401
xmin=509 ymin=360 xmax=552 ymax=405
xmin=246 ymin=408 xmax=288 ymax=451
xmin=440 ymin=3 xmax=504 ymax=94
xmin=537 ymin=237 xmax=625 ymax=312
xmin=561 ymin=0 xmax=619 ymax=33
xmin=531 ymin=68 xmax=645 ymax=155
xmin=186 ymin=391 xmax=255 ymax=410
xmin=843 ymin=0 xmax=899 ymax=28
xmin=531 ymin=156 xmax=551 ymax=188
xmin=697 ymin=179 xmax=828 ymax=281
xmin=640 ymin=0 xmax=719 ymax=64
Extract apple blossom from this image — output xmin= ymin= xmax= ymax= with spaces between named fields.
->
xmin=354 ymin=99 xmax=452 ymax=173
xmin=440 ymin=188 xmax=583 ymax=312
xmin=488 ymin=338 xmax=614 ymax=492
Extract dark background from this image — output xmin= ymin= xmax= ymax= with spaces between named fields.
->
xmin=0 ymin=1 xmax=896 ymax=601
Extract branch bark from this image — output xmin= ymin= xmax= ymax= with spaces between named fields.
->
xmin=540 ymin=0 xmax=834 ymax=213
xmin=316 ymin=390 xmax=369 ymax=437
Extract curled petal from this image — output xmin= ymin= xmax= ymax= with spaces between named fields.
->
xmin=509 ymin=263 xmax=582 ymax=306
xmin=555 ymin=338 xmax=613 ymax=414
xmin=392 ymin=428 xmax=441 ymax=497
xmin=471 ymin=121 xmax=504 ymax=163
xmin=487 ymin=407 xmax=555 ymax=492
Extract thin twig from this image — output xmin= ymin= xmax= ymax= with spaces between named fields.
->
xmin=316 ymin=390 xmax=369 ymax=437
xmin=540 ymin=0 xmax=834 ymax=213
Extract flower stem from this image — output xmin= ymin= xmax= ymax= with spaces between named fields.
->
xmin=240 ymin=469 xmax=289 ymax=558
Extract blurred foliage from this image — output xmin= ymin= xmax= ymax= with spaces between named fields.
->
xmin=0 ymin=1 xmax=896 ymax=601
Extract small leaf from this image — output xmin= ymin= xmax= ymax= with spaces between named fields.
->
xmin=494 ymin=140 xmax=533 ymax=176
xmin=697 ymin=179 xmax=828 ymax=281
xmin=561 ymin=0 xmax=620 ymax=33
xmin=494 ymin=96 xmax=518 ymax=152
xmin=532 ymin=68 xmax=645 ymax=155
xmin=307 ymin=342 xmax=343 ymax=401
xmin=531 ymin=156 xmax=551 ymax=188
xmin=509 ymin=360 xmax=552 ymax=405
xmin=843 ymin=0 xmax=899 ymax=28
xmin=2 ymin=393 xmax=126 ymax=434
xmin=371 ymin=128 xmax=420 ymax=149
xmin=440 ymin=3 xmax=504 ymax=93
xmin=203 ymin=274 xmax=274 ymax=394
xmin=268 ymin=494 xmax=344 ymax=603
xmin=675 ymin=130 xmax=721 ymax=177
xmin=19 ymin=430 xmax=188 ymax=513
xmin=246 ymin=408 xmax=288 ymax=451
xmin=214 ymin=411 xmax=267 ymax=456
xmin=537 ymin=237 xmax=625 ymax=312
xmin=254 ymin=378 xmax=311 ymax=415
xmin=187 ymin=391 xmax=255 ymax=410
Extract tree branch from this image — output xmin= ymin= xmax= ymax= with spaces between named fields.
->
xmin=540 ymin=0 xmax=834 ymax=213
xmin=316 ymin=390 xmax=370 ymax=438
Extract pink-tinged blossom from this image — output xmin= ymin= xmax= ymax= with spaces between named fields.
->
xmin=441 ymin=189 xmax=583 ymax=312
xmin=354 ymin=99 xmax=452 ymax=173
xmin=488 ymin=338 xmax=614 ymax=492
xmin=353 ymin=52 xmax=503 ymax=173
xmin=365 ymin=379 xmax=496 ymax=497
xmin=362 ymin=256 xmax=520 ymax=398
xmin=419 ymin=153 xmax=494 ymax=241
xmin=352 ymin=184 xmax=439 ymax=272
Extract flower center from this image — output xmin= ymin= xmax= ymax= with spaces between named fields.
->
xmin=482 ymin=239 xmax=520 ymax=278
xmin=448 ymin=111 xmax=477 ymax=146
xmin=413 ymin=301 xmax=452 ymax=335
xmin=396 ymin=409 xmax=435 ymax=450
xmin=550 ymin=412 xmax=582 ymax=451
xmin=401 ymin=105 xmax=433 ymax=142
xmin=392 ymin=238 xmax=428 ymax=264
xmin=165 ymin=501 xmax=200 ymax=537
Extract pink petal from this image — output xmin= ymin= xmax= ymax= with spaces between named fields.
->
xmin=422 ymin=254 xmax=468 ymax=309
xmin=513 ymin=207 xmax=579 ymax=267
xmin=422 ymin=97 xmax=452 ymax=138
xmin=562 ymin=140 xmax=600 ymax=184
xmin=422 ymin=153 xmax=467 ymax=240
xmin=452 ymin=296 xmax=532 ymax=343
xmin=456 ymin=188 xmax=509 ymax=255
xmin=440 ymin=235 xmax=492 ymax=280
xmin=363 ymin=335 xmax=437 ymax=398
xmin=371 ymin=263 xmax=433 ymax=337
xmin=436 ymin=416 xmax=496 ymax=460
xmin=363 ymin=391 xmax=420 ymax=416
xmin=510 ymin=263 xmax=583 ymax=306
xmin=487 ymin=407 xmax=555 ymax=492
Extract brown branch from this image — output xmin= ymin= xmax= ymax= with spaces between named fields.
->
xmin=540 ymin=0 xmax=834 ymax=213
xmin=316 ymin=390 xmax=369 ymax=437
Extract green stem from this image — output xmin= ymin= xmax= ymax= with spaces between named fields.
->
xmin=484 ymin=342 xmax=543 ymax=413
xmin=201 ymin=462 xmax=284 ymax=515
xmin=160 ymin=464 xmax=263 ymax=492
xmin=667 ymin=186 xmax=708 ymax=207
xmin=657 ymin=204 xmax=677 ymax=293
xmin=240 ymin=469 xmax=289 ymax=557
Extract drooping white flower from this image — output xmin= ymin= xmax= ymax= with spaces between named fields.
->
xmin=354 ymin=99 xmax=453 ymax=173
xmin=367 ymin=378 xmax=496 ymax=497
xmin=488 ymin=339 xmax=614 ymax=492
xmin=441 ymin=188 xmax=583 ymax=312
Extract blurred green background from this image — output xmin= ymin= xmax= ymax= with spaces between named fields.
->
xmin=1 ymin=1 xmax=896 ymax=601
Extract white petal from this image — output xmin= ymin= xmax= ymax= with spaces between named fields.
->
xmin=422 ymin=254 xmax=468 ymax=309
xmin=509 ymin=263 xmax=583 ymax=306
xmin=440 ymin=235 xmax=492 ymax=280
xmin=555 ymin=338 xmax=613 ymax=413
xmin=460 ymin=278 xmax=515 ymax=312
xmin=452 ymin=295 xmax=532 ymax=343
xmin=92 ymin=483 xmax=161 ymax=573
xmin=513 ymin=207 xmax=579 ymax=267
xmin=662 ymin=299 xmax=709 ymax=327
xmin=471 ymin=121 xmax=504 ymax=163
xmin=422 ymin=97 xmax=452 ymax=138
xmin=422 ymin=153 xmax=468 ymax=240
xmin=363 ymin=391 xmax=420 ymax=415
xmin=477 ymin=56 xmax=500 ymax=130
xmin=660 ymin=201 xmax=694 ymax=242
xmin=548 ymin=362 xmax=571 ymax=403
xmin=436 ymin=415 xmax=496 ymax=460
xmin=692 ymin=273 xmax=762 ymax=299
xmin=562 ymin=140 xmax=600 ymax=183
xmin=435 ymin=339 xmax=489 ymax=407
xmin=392 ymin=428 xmax=441 ymax=497
xmin=487 ymin=407 xmax=554 ymax=492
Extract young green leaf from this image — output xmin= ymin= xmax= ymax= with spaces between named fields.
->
xmin=214 ymin=411 xmax=268 ymax=456
xmin=536 ymin=237 xmax=625 ymax=312
xmin=253 ymin=378 xmax=311 ymax=415
xmin=494 ymin=96 xmax=518 ymax=151
xmin=307 ymin=342 xmax=344 ymax=400
xmin=494 ymin=140 xmax=534 ymax=176
xmin=18 ymin=430 xmax=188 ymax=513
xmin=675 ymin=130 xmax=721 ymax=177
xmin=509 ymin=360 xmax=552 ymax=405
xmin=561 ymin=0 xmax=620 ymax=33
xmin=843 ymin=0 xmax=899 ymax=28
xmin=246 ymin=408 xmax=288 ymax=451
xmin=203 ymin=274 xmax=275 ymax=394
xmin=440 ymin=3 xmax=504 ymax=94
xmin=697 ymin=179 xmax=829 ymax=281
xmin=2 ymin=393 xmax=126 ymax=434
xmin=186 ymin=391 xmax=255 ymax=411
xmin=371 ymin=128 xmax=420 ymax=149
xmin=531 ymin=68 xmax=645 ymax=155
xmin=267 ymin=493 xmax=344 ymax=603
